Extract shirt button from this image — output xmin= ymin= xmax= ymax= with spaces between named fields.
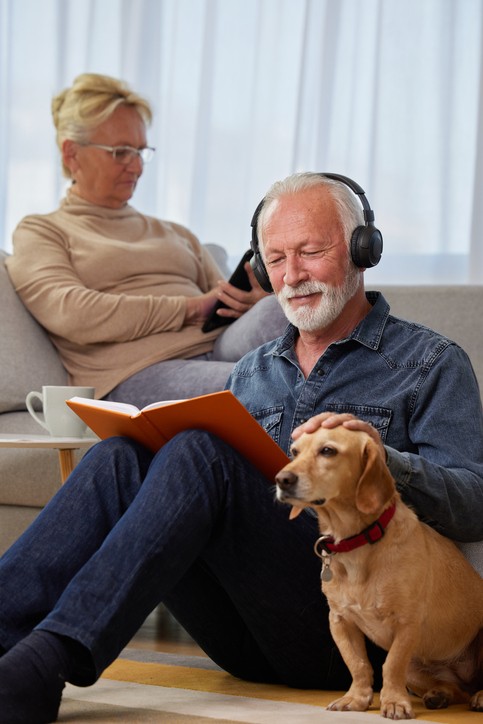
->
xmin=317 ymin=369 xmax=324 ymax=376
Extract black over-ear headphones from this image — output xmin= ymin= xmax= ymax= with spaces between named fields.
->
xmin=249 ymin=172 xmax=383 ymax=293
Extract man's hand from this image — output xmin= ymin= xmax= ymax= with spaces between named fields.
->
xmin=292 ymin=411 xmax=384 ymax=450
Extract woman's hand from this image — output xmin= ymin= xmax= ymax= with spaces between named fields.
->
xmin=292 ymin=412 xmax=385 ymax=451
xmin=214 ymin=262 xmax=270 ymax=319
xmin=184 ymin=263 xmax=270 ymax=325
xmin=184 ymin=289 xmax=219 ymax=325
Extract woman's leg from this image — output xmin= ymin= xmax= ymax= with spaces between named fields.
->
xmin=213 ymin=294 xmax=287 ymax=362
xmin=104 ymin=358 xmax=234 ymax=407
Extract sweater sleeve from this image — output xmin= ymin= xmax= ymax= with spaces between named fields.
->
xmin=7 ymin=215 xmax=190 ymax=345
xmin=170 ymin=220 xmax=225 ymax=290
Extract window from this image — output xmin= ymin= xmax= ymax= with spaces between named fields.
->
xmin=1 ymin=0 xmax=482 ymax=283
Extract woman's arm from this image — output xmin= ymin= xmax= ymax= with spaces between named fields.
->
xmin=7 ymin=216 xmax=221 ymax=345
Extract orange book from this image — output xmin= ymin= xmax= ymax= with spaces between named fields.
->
xmin=67 ymin=390 xmax=289 ymax=482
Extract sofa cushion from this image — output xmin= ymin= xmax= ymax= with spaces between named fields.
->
xmin=0 ymin=251 xmax=67 ymax=413
xmin=204 ymin=243 xmax=231 ymax=277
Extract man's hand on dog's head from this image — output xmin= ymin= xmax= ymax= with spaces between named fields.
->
xmin=292 ymin=412 xmax=384 ymax=451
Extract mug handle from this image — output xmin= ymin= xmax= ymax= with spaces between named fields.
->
xmin=25 ymin=390 xmax=49 ymax=431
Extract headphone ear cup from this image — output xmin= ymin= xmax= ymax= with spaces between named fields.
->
xmin=350 ymin=226 xmax=383 ymax=268
xmin=249 ymin=251 xmax=273 ymax=292
xmin=249 ymin=198 xmax=273 ymax=293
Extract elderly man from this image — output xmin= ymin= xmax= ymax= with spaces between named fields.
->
xmin=1 ymin=172 xmax=482 ymax=724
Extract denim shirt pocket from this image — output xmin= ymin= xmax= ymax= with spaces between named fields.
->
xmin=324 ymin=403 xmax=392 ymax=442
xmin=251 ymin=406 xmax=284 ymax=446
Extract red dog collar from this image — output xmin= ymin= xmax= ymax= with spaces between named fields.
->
xmin=315 ymin=502 xmax=397 ymax=556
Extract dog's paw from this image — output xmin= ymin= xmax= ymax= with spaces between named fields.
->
xmin=327 ymin=690 xmax=373 ymax=712
xmin=422 ymin=688 xmax=451 ymax=709
xmin=380 ymin=682 xmax=415 ymax=719
xmin=380 ymin=696 xmax=414 ymax=719
xmin=470 ymin=690 xmax=483 ymax=711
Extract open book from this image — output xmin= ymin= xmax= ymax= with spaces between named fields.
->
xmin=67 ymin=390 xmax=289 ymax=482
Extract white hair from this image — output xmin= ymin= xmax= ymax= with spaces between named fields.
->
xmin=256 ymin=172 xmax=364 ymax=259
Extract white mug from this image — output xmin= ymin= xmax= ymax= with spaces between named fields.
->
xmin=26 ymin=385 xmax=95 ymax=437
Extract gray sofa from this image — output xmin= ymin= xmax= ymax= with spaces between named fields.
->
xmin=1 ymin=248 xmax=482 ymax=574
xmin=1 ymin=249 xmax=72 ymax=552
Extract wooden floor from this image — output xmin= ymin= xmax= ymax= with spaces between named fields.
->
xmin=129 ymin=604 xmax=207 ymax=657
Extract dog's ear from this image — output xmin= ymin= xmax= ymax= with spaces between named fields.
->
xmin=355 ymin=436 xmax=395 ymax=515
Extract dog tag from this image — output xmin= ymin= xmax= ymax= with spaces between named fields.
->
xmin=321 ymin=557 xmax=333 ymax=582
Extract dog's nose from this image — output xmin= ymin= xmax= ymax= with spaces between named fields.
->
xmin=275 ymin=470 xmax=298 ymax=490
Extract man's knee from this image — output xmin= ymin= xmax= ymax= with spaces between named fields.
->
xmin=82 ymin=436 xmax=153 ymax=471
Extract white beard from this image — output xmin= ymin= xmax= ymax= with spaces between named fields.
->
xmin=276 ymin=265 xmax=361 ymax=332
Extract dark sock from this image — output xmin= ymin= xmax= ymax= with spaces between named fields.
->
xmin=0 ymin=630 xmax=74 ymax=723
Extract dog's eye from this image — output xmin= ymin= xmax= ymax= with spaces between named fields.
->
xmin=290 ymin=448 xmax=299 ymax=459
xmin=319 ymin=446 xmax=337 ymax=457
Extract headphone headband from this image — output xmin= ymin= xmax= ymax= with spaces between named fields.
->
xmin=249 ymin=172 xmax=383 ymax=292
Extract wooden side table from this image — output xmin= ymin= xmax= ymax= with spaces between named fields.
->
xmin=0 ymin=434 xmax=98 ymax=482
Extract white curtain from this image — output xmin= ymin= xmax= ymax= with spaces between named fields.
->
xmin=0 ymin=0 xmax=482 ymax=283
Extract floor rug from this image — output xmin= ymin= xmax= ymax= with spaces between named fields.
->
xmin=59 ymin=647 xmax=481 ymax=723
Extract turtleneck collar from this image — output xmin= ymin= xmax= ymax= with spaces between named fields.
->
xmin=61 ymin=187 xmax=137 ymax=219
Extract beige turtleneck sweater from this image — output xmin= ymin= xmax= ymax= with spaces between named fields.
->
xmin=6 ymin=191 xmax=224 ymax=397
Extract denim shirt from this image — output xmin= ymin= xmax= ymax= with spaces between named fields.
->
xmin=227 ymin=292 xmax=483 ymax=542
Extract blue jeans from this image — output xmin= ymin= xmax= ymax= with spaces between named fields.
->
xmin=0 ymin=432 xmax=384 ymax=688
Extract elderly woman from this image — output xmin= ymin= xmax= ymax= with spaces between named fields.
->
xmin=6 ymin=73 xmax=285 ymax=405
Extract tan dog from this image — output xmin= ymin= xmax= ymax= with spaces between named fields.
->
xmin=275 ymin=426 xmax=483 ymax=719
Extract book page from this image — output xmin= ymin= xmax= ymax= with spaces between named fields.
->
xmin=68 ymin=397 xmax=187 ymax=416
xmin=141 ymin=399 xmax=185 ymax=412
xmin=68 ymin=396 xmax=141 ymax=417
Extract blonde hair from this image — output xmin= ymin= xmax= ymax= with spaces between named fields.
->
xmin=52 ymin=73 xmax=153 ymax=178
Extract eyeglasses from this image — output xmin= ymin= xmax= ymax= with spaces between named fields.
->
xmin=80 ymin=143 xmax=156 ymax=164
